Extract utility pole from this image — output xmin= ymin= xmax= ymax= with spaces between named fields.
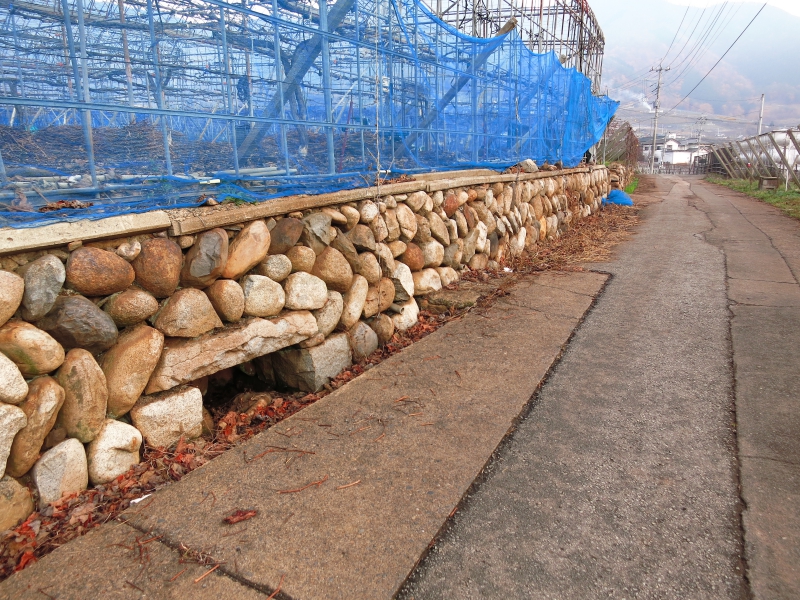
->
xmin=649 ymin=64 xmax=669 ymax=174
xmin=757 ymin=93 xmax=765 ymax=134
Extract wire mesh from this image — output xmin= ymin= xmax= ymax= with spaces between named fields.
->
xmin=0 ymin=0 xmax=617 ymax=227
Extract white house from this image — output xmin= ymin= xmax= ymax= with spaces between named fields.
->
xmin=640 ymin=133 xmax=709 ymax=166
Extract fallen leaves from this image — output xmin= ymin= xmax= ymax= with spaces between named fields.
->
xmin=0 ymin=204 xmax=640 ymax=582
xmin=38 ymin=199 xmax=94 ymax=212
xmin=223 ymin=510 xmax=258 ymax=525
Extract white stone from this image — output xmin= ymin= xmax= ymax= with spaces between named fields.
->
xmin=258 ymin=254 xmax=292 ymax=282
xmin=0 ymin=352 xmax=28 ymax=405
xmin=476 ymin=221 xmax=488 ymax=254
xmin=0 ymin=404 xmax=26 ymax=478
xmin=242 ymin=274 xmax=286 ymax=317
xmin=412 ymin=268 xmax=442 ymax=296
xmin=32 ymin=438 xmax=88 ymax=506
xmin=446 ymin=219 xmax=458 ymax=242
xmin=373 ymin=243 xmax=396 ymax=277
xmin=419 ymin=240 xmax=445 ymax=268
xmin=435 ymin=266 xmax=459 ymax=287
xmin=86 ymin=419 xmax=142 ymax=485
xmin=273 ymin=333 xmax=352 ymax=392
xmin=391 ymin=298 xmax=420 ymax=331
xmin=131 ymin=386 xmax=203 ymax=449
xmin=391 ymin=262 xmax=415 ymax=303
xmin=510 ymin=227 xmax=527 ymax=257
xmin=339 ymin=275 xmax=369 ymax=330
xmin=145 ymin=311 xmax=317 ymax=393
xmin=283 ymin=272 xmax=328 ymax=310
xmin=405 ymin=191 xmax=429 ymax=212
xmin=359 ymin=200 xmax=379 ymax=224
xmin=313 ymin=291 xmax=344 ymax=337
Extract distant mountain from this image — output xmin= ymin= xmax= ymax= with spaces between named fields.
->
xmin=590 ymin=0 xmax=800 ymax=136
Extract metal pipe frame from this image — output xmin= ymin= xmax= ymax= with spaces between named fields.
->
xmin=0 ymin=0 xmax=614 ymax=208
xmin=767 ymin=132 xmax=800 ymax=189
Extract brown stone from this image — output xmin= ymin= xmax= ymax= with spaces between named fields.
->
xmin=36 ymin=295 xmax=118 ymax=355
xmin=427 ymin=212 xmax=451 ymax=246
xmin=443 ymin=191 xmax=459 ymax=217
xmin=464 ymin=204 xmax=478 ymax=230
xmin=205 ymin=279 xmax=245 ymax=323
xmin=377 ymin=278 xmax=395 ymax=313
xmin=368 ymin=313 xmax=395 ymax=345
xmin=0 ymin=476 xmax=34 ymax=531
xmin=301 ymin=212 xmax=334 ymax=254
xmin=0 ymin=320 xmax=65 ymax=377
xmin=383 ymin=209 xmax=401 ymax=242
xmin=362 ymin=286 xmax=379 ymax=319
xmin=268 ymin=217 xmax=304 ymax=255
xmin=103 ymin=289 xmax=159 ymax=327
xmin=151 ymin=288 xmax=223 ymax=338
xmin=0 ymin=270 xmax=24 ymax=328
xmin=100 ymin=324 xmax=164 ymax=418
xmin=222 ymin=220 xmax=271 ymax=280
xmin=311 ymin=247 xmax=354 ymax=293
xmin=145 ymin=311 xmax=317 ymax=394
xmin=356 ymin=252 xmax=382 ymax=285
xmin=180 ymin=228 xmax=229 ymax=288
xmin=65 ymin=247 xmax=135 ymax=297
xmin=131 ymin=238 xmax=183 ymax=298
xmin=399 ymin=242 xmax=425 ymax=272
xmin=55 ymin=349 xmax=107 ymax=443
xmin=469 ymin=252 xmax=489 ymax=271
xmin=387 ymin=240 xmax=407 ymax=258
xmin=412 ymin=214 xmax=432 ymax=244
xmin=286 ymin=245 xmax=317 ymax=273
xmin=330 ymin=231 xmax=361 ymax=272
xmin=347 ymin=224 xmax=377 ymax=252
xmin=6 ymin=376 xmax=65 ymax=478
xmin=395 ymin=203 xmax=418 ymax=239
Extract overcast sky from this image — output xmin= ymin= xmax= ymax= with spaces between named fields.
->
xmin=589 ymin=0 xmax=800 ymax=137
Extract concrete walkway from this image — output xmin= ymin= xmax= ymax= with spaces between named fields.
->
xmin=2 ymin=175 xmax=798 ymax=599
xmin=401 ymin=175 xmax=800 ymax=599
xmin=1 ymin=271 xmax=608 ymax=599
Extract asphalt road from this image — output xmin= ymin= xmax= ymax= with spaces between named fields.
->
xmin=400 ymin=175 xmax=800 ymax=600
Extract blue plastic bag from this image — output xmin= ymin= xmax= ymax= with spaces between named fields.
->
xmin=604 ymin=189 xmax=634 ymax=206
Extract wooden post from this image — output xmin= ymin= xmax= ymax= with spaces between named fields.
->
xmin=711 ymin=147 xmax=736 ymax=179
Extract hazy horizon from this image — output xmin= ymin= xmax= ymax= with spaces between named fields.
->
xmin=590 ymin=0 xmax=800 ymax=138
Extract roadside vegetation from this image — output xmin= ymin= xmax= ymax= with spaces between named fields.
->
xmin=706 ymin=176 xmax=800 ymax=220
xmin=624 ymin=178 xmax=639 ymax=194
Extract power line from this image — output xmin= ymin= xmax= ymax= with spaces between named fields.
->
xmin=666 ymin=2 xmax=729 ymax=74
xmin=663 ymin=4 xmax=708 ymax=70
xmin=664 ymin=3 xmax=766 ymax=115
xmin=661 ymin=5 xmax=690 ymax=64
xmin=664 ymin=2 xmax=742 ymax=88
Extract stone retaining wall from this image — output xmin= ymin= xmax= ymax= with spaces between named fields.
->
xmin=0 ymin=163 xmax=614 ymax=528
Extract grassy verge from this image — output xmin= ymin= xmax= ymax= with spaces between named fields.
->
xmin=706 ymin=176 xmax=800 ymax=220
xmin=624 ymin=178 xmax=639 ymax=194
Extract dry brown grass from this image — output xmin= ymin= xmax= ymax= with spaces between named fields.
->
xmin=507 ymin=204 xmax=640 ymax=272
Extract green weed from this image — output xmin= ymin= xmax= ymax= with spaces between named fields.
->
xmin=706 ymin=176 xmax=800 ymax=220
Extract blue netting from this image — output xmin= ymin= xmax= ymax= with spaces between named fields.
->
xmin=0 ymin=0 xmax=617 ymax=228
